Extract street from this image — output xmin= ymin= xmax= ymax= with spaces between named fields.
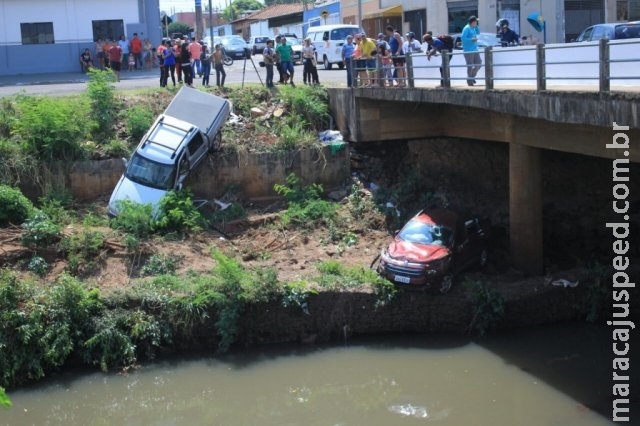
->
xmin=0 ymin=55 xmax=350 ymax=97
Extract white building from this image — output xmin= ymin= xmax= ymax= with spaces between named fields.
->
xmin=0 ymin=0 xmax=162 ymax=76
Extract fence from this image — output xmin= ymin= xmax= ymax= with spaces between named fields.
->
xmin=352 ymin=38 xmax=640 ymax=92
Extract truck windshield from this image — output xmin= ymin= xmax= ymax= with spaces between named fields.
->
xmin=398 ymin=220 xmax=453 ymax=247
xmin=125 ymin=153 xmax=176 ymax=190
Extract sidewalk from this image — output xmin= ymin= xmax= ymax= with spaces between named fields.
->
xmin=0 ymin=69 xmax=159 ymax=87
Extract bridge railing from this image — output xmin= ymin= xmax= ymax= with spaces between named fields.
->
xmin=353 ymin=38 xmax=640 ymax=91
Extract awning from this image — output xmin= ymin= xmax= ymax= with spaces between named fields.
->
xmin=363 ymin=5 xmax=402 ymax=20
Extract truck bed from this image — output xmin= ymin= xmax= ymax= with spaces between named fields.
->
xmin=163 ymin=87 xmax=231 ymax=139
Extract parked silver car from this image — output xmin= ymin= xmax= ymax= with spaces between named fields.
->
xmin=249 ymin=35 xmax=271 ymax=55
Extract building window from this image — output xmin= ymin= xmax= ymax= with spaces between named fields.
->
xmin=617 ymin=0 xmax=640 ymax=20
xmin=21 ymin=22 xmax=54 ymax=44
xmin=498 ymin=0 xmax=520 ymax=36
xmin=448 ymin=1 xmax=478 ymax=34
xmin=92 ymin=20 xmax=124 ymax=42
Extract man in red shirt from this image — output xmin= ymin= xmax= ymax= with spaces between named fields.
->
xmin=109 ymin=41 xmax=123 ymax=81
xmin=130 ymin=33 xmax=143 ymax=70
xmin=188 ymin=37 xmax=203 ymax=77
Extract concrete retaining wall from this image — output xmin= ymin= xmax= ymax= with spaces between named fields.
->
xmin=45 ymin=145 xmax=349 ymax=202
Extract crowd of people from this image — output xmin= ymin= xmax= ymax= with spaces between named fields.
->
xmin=85 ymin=16 xmax=525 ymax=89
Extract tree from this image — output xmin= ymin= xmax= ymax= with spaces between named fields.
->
xmin=222 ymin=0 xmax=264 ymax=21
xmin=167 ymin=21 xmax=193 ymax=38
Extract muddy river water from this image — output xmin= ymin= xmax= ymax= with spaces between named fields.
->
xmin=2 ymin=323 xmax=633 ymax=425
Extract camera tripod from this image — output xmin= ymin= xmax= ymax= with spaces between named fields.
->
xmin=241 ymin=48 xmax=264 ymax=88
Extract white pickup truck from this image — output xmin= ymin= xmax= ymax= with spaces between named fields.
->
xmin=108 ymin=88 xmax=231 ymax=216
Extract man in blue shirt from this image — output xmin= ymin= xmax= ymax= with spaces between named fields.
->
xmin=461 ymin=15 xmax=482 ymax=86
xmin=424 ymin=33 xmax=450 ymax=87
xmin=341 ymin=34 xmax=355 ymax=87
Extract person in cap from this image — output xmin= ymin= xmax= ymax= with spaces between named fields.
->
xmin=341 ymin=34 xmax=356 ymax=87
xmin=499 ymin=22 xmax=520 ymax=47
xmin=403 ymin=31 xmax=422 ymax=54
xmin=461 ymin=15 xmax=482 ymax=86
xmin=377 ymin=32 xmax=390 ymax=50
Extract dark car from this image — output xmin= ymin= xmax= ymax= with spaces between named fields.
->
xmin=220 ymin=36 xmax=249 ymax=59
xmin=376 ymin=209 xmax=488 ymax=293
xmin=575 ymin=22 xmax=640 ymax=42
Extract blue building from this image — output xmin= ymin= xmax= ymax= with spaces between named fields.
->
xmin=0 ymin=0 xmax=162 ymax=76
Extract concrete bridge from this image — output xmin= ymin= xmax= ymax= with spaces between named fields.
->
xmin=327 ymin=83 xmax=639 ymax=275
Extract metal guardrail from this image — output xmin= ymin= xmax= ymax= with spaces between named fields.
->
xmin=352 ymin=38 xmax=640 ymax=92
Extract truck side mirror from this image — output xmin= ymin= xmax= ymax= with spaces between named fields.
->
xmin=121 ymin=157 xmax=128 ymax=168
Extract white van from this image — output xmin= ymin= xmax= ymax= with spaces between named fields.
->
xmin=305 ymin=24 xmax=363 ymax=70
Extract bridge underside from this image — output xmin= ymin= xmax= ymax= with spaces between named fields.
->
xmin=329 ymin=89 xmax=639 ymax=275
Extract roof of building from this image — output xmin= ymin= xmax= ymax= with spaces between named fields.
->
xmin=237 ymin=3 xmax=304 ymax=22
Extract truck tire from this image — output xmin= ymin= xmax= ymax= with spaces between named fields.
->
xmin=210 ymin=131 xmax=222 ymax=153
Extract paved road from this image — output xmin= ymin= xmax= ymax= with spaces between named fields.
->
xmin=0 ymin=57 xmax=350 ymax=96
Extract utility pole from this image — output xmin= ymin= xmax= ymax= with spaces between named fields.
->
xmin=208 ymin=0 xmax=214 ymax=44
xmin=195 ymin=0 xmax=204 ymax=40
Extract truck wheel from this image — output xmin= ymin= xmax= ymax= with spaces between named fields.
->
xmin=338 ymin=62 xmax=345 ymax=70
xmin=210 ymin=132 xmax=222 ymax=153
xmin=439 ymin=274 xmax=454 ymax=294
xmin=369 ymin=253 xmax=380 ymax=270
xmin=479 ymin=248 xmax=488 ymax=268
xmin=323 ymin=56 xmax=332 ymax=70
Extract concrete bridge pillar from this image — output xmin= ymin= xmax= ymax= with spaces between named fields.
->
xmin=509 ymin=143 xmax=543 ymax=275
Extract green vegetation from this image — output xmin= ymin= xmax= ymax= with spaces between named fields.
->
xmin=12 ymin=96 xmax=92 ymax=163
xmin=314 ymin=260 xmax=396 ymax=308
xmin=20 ymin=212 xmax=61 ymax=248
xmin=140 ymin=253 xmax=182 ymax=277
xmin=0 ymin=184 xmax=35 ymax=226
xmin=126 ymin=104 xmax=154 ymax=142
xmin=0 ymin=387 xmax=10 ymax=408
xmin=466 ymin=279 xmax=505 ymax=336
xmin=86 ymin=68 xmax=118 ymax=135
xmin=274 ymin=173 xmax=336 ymax=229
xmin=60 ymin=230 xmax=106 ymax=275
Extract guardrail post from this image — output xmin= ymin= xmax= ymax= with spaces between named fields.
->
xmin=484 ymin=46 xmax=493 ymax=90
xmin=599 ymin=38 xmax=610 ymax=92
xmin=535 ymin=44 xmax=546 ymax=91
xmin=406 ymin=53 xmax=415 ymax=88
xmin=442 ymin=50 xmax=451 ymax=88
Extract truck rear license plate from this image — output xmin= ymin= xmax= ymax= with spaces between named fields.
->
xmin=394 ymin=275 xmax=410 ymax=284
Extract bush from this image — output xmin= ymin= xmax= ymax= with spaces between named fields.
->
xmin=278 ymin=85 xmax=329 ymax=131
xmin=154 ymin=190 xmax=207 ymax=234
xmin=12 ymin=96 xmax=91 ymax=162
xmin=140 ymin=253 xmax=182 ymax=276
xmin=274 ymin=173 xmax=336 ymax=228
xmin=0 ymin=185 xmax=34 ymax=226
xmin=110 ymin=200 xmax=155 ymax=239
xmin=126 ymin=105 xmax=154 ymax=142
xmin=60 ymin=230 xmax=106 ymax=275
xmin=0 ymin=271 xmax=103 ymax=388
xmin=21 ymin=212 xmax=61 ymax=248
xmin=86 ymin=69 xmax=117 ymax=135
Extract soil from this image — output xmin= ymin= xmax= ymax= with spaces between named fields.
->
xmin=0 ymin=189 xmax=394 ymax=291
